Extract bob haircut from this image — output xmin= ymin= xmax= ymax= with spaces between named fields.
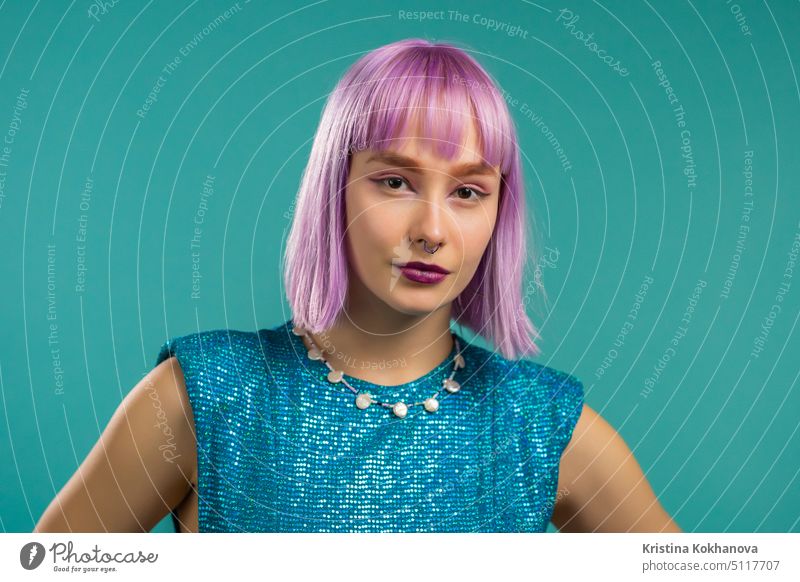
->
xmin=283 ymin=38 xmax=542 ymax=360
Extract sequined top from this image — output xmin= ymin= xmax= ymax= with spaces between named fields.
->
xmin=154 ymin=318 xmax=584 ymax=533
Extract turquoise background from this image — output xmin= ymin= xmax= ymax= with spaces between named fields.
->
xmin=1 ymin=0 xmax=798 ymax=533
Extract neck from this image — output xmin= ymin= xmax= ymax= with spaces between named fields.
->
xmin=299 ymin=281 xmax=455 ymax=386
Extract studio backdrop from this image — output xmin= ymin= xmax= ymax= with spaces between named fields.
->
xmin=0 ymin=0 xmax=798 ymax=532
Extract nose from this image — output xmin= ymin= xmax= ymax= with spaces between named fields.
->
xmin=411 ymin=195 xmax=446 ymax=250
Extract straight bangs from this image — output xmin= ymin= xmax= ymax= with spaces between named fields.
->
xmin=284 ymin=38 xmax=542 ymax=361
xmin=346 ymin=46 xmax=515 ymax=177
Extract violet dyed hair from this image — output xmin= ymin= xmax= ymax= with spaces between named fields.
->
xmin=283 ymin=38 xmax=542 ymax=360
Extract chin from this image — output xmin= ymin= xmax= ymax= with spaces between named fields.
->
xmin=382 ymin=293 xmax=452 ymax=316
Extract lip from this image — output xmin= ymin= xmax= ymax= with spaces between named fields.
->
xmin=397 ymin=261 xmax=451 ymax=274
xmin=399 ymin=267 xmax=447 ymax=284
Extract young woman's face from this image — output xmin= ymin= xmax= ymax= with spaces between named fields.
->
xmin=344 ymin=118 xmax=501 ymax=318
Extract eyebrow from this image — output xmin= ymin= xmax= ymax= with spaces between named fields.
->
xmin=365 ymin=151 xmax=499 ymax=177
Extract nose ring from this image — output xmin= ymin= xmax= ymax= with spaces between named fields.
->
xmin=422 ymin=240 xmax=440 ymax=254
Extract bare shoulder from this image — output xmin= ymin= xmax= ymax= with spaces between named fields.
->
xmin=562 ymin=403 xmax=616 ymax=463
xmin=34 ymin=356 xmax=198 ymax=532
xmin=550 ymin=403 xmax=682 ymax=533
xmin=139 ymin=356 xmax=198 ymax=482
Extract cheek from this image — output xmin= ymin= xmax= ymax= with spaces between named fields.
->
xmin=345 ymin=188 xmax=405 ymax=262
xmin=456 ymin=213 xmax=497 ymax=266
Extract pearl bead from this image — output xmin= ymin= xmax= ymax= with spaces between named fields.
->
xmin=444 ymin=378 xmax=460 ymax=393
xmin=301 ymin=327 xmax=466 ymax=416
xmin=355 ymin=393 xmax=373 ymax=409
xmin=392 ymin=402 xmax=408 ymax=418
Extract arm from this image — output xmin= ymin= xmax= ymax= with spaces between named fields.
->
xmin=550 ymin=403 xmax=682 ymax=532
xmin=34 ymin=357 xmax=197 ymax=532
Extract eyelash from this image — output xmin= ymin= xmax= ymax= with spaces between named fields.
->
xmin=373 ymin=176 xmax=491 ymax=201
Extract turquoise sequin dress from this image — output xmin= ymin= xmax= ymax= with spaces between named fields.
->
xmin=154 ymin=318 xmax=584 ymax=533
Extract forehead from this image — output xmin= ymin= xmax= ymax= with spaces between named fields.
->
xmin=391 ymin=116 xmax=479 ymax=158
xmin=363 ymin=113 xmax=496 ymax=172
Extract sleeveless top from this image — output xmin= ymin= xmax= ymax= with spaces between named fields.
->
xmin=153 ymin=318 xmax=585 ymax=533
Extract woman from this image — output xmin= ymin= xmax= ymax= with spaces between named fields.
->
xmin=35 ymin=38 xmax=681 ymax=533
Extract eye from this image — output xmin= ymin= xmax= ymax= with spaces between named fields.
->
xmin=372 ymin=176 xmax=491 ymax=201
xmin=455 ymin=186 xmax=491 ymax=201
xmin=374 ymin=176 xmax=412 ymax=191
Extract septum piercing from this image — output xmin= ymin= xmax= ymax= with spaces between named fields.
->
xmin=422 ymin=240 xmax=440 ymax=254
